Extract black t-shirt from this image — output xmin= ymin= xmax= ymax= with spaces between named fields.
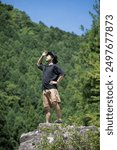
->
xmin=37 ymin=63 xmax=64 ymax=90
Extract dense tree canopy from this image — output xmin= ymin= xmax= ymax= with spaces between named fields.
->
xmin=0 ymin=1 xmax=100 ymax=149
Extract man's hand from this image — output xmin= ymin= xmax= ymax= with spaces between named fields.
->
xmin=49 ymin=81 xmax=58 ymax=85
xmin=37 ymin=50 xmax=47 ymax=65
xmin=42 ymin=51 xmax=47 ymax=57
xmin=50 ymin=76 xmax=64 ymax=85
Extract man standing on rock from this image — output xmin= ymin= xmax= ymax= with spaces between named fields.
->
xmin=37 ymin=51 xmax=65 ymax=123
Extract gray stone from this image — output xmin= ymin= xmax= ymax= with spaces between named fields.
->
xmin=19 ymin=123 xmax=100 ymax=150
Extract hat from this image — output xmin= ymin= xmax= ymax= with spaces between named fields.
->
xmin=46 ymin=52 xmax=58 ymax=64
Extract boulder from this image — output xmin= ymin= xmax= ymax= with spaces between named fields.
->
xmin=19 ymin=123 xmax=100 ymax=150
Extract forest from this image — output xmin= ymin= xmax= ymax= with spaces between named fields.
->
xmin=0 ymin=0 xmax=100 ymax=149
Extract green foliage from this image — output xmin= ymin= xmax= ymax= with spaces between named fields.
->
xmin=0 ymin=1 xmax=100 ymax=149
xmin=70 ymin=130 xmax=100 ymax=150
xmin=37 ymin=134 xmax=67 ymax=150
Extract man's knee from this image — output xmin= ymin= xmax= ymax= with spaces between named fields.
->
xmin=52 ymin=101 xmax=57 ymax=107
xmin=44 ymin=107 xmax=50 ymax=113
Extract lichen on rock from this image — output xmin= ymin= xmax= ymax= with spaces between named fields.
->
xmin=19 ymin=123 xmax=100 ymax=150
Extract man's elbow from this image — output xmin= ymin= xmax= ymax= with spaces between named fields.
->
xmin=37 ymin=62 xmax=42 ymax=66
xmin=37 ymin=63 xmax=40 ymax=67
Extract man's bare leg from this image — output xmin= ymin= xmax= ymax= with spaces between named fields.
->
xmin=45 ymin=107 xmax=51 ymax=123
xmin=53 ymin=102 xmax=62 ymax=121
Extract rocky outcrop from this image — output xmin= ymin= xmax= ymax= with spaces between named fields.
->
xmin=19 ymin=123 xmax=100 ymax=150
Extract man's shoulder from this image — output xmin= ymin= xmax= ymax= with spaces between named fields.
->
xmin=53 ymin=64 xmax=59 ymax=68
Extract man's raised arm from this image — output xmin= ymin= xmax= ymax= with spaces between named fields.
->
xmin=37 ymin=51 xmax=47 ymax=65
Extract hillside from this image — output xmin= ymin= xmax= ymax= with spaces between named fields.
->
xmin=0 ymin=1 xmax=100 ymax=149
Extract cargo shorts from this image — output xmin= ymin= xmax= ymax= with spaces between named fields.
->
xmin=43 ymin=89 xmax=61 ymax=108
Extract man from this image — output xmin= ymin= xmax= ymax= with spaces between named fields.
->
xmin=37 ymin=51 xmax=64 ymax=123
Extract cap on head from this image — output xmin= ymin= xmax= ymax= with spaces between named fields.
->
xmin=46 ymin=51 xmax=58 ymax=64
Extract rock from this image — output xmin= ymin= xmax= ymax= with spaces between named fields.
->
xmin=19 ymin=123 xmax=100 ymax=150
xmin=19 ymin=130 xmax=41 ymax=150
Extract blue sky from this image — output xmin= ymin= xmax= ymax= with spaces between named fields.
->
xmin=2 ymin=0 xmax=95 ymax=35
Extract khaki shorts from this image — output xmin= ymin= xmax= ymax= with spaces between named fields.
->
xmin=43 ymin=89 xmax=61 ymax=108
